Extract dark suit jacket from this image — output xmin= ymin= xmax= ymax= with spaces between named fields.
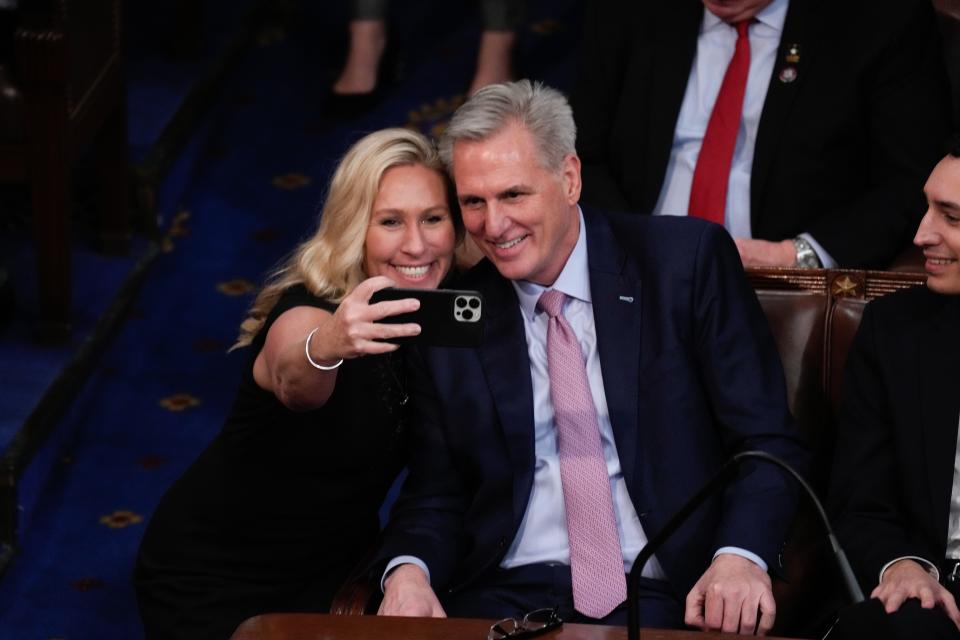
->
xmin=379 ymin=210 xmax=808 ymax=600
xmin=571 ymin=0 xmax=951 ymax=268
xmin=830 ymin=286 xmax=960 ymax=591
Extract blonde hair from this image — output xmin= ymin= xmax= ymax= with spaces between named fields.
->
xmin=233 ymin=128 xmax=458 ymax=349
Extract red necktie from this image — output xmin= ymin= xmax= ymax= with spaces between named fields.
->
xmin=688 ymin=20 xmax=751 ymax=225
xmin=537 ymin=290 xmax=626 ymax=619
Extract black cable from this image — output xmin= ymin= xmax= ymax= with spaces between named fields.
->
xmin=626 ymin=450 xmax=864 ymax=640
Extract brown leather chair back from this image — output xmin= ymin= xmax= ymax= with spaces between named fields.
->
xmin=826 ymin=297 xmax=868 ymax=416
xmin=748 ymin=268 xmax=924 ymax=636
xmin=755 ymin=290 xmax=830 ymax=450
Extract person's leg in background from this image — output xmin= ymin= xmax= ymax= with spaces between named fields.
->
xmin=468 ymin=0 xmax=524 ymax=95
xmin=331 ymin=0 xmax=388 ymax=97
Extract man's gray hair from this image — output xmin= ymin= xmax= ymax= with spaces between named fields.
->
xmin=439 ymin=80 xmax=576 ymax=172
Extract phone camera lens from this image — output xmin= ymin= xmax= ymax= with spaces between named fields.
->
xmin=461 ymin=309 xmax=474 ymax=320
xmin=456 ymin=297 xmax=467 ymax=308
xmin=468 ymin=298 xmax=480 ymax=309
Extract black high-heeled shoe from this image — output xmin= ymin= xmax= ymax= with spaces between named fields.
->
xmin=324 ymin=89 xmax=382 ymax=119
xmin=324 ymin=35 xmax=403 ymax=119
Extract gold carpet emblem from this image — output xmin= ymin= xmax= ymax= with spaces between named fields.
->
xmin=530 ymin=19 xmax=562 ymax=35
xmin=159 ymin=393 xmax=201 ymax=412
xmin=406 ymin=94 xmax=466 ymax=138
xmin=99 ymin=510 xmax=143 ymax=529
xmin=71 ymin=577 xmax=106 ymax=591
xmin=217 ymin=279 xmax=256 ymax=296
xmin=168 ymin=209 xmax=191 ymax=238
xmin=272 ymin=173 xmax=312 ymax=190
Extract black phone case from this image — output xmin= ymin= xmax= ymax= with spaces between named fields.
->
xmin=369 ymin=288 xmax=484 ymax=347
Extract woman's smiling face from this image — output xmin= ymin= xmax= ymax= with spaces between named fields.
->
xmin=363 ymin=163 xmax=457 ymax=289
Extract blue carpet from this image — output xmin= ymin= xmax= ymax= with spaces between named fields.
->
xmin=0 ymin=0 xmax=260 ymax=456
xmin=0 ymin=0 xmax=583 ymax=637
xmin=0 ymin=240 xmax=145 ymax=451
xmin=125 ymin=0 xmax=264 ymax=163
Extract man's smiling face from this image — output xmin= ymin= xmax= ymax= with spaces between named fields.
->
xmin=452 ymin=120 xmax=582 ymax=286
xmin=914 ymin=154 xmax=960 ymax=294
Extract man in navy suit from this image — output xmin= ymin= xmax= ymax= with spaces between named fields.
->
xmin=376 ymin=80 xmax=807 ymax=634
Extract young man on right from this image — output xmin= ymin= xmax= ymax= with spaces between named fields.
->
xmin=829 ymin=140 xmax=960 ymax=638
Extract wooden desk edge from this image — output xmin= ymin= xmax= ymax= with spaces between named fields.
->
xmin=230 ymin=613 xmax=803 ymax=640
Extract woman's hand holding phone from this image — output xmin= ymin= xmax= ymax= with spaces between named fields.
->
xmin=316 ymin=276 xmax=422 ymax=359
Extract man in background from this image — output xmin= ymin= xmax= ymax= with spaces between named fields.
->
xmin=572 ymin=0 xmax=951 ymax=269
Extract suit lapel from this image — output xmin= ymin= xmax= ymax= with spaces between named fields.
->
xmin=476 ymin=265 xmax=537 ymax=523
xmin=920 ymin=295 xmax=960 ymax=545
xmin=643 ymin=0 xmax=702 ymax=212
xmin=751 ymin=0 xmax=814 ymax=220
xmin=586 ymin=212 xmax=644 ymax=489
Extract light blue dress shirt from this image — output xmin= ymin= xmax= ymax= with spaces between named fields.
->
xmin=502 ymin=210 xmax=664 ymax=578
xmin=652 ymin=0 xmax=835 ymax=267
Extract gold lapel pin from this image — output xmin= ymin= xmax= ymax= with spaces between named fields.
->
xmin=785 ymin=43 xmax=800 ymax=64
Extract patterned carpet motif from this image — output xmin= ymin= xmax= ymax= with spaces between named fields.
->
xmin=0 ymin=0 xmax=582 ymax=637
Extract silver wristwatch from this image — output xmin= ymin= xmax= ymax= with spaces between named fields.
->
xmin=792 ymin=236 xmax=822 ymax=269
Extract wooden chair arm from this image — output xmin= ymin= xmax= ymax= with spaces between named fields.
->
xmin=330 ymin=576 xmax=376 ymax=616
xmin=329 ymin=547 xmax=382 ymax=616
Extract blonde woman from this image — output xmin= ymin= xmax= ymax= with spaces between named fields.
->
xmin=134 ymin=128 xmax=461 ymax=640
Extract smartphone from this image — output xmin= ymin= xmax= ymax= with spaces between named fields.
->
xmin=369 ymin=288 xmax=484 ymax=347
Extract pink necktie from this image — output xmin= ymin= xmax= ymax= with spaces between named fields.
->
xmin=537 ymin=289 xmax=627 ymax=619
xmin=688 ymin=20 xmax=751 ymax=224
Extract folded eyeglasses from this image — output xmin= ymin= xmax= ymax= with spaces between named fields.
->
xmin=486 ymin=607 xmax=563 ymax=640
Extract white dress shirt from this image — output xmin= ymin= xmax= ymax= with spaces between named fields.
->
xmin=946 ymin=414 xmax=960 ymax=560
xmin=652 ymin=0 xmax=835 ymax=267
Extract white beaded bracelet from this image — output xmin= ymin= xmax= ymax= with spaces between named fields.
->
xmin=304 ymin=327 xmax=343 ymax=371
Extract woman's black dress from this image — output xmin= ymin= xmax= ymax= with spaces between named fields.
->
xmin=134 ymin=285 xmax=407 ymax=640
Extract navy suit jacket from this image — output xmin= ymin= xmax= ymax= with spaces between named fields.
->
xmin=571 ymin=0 xmax=951 ymax=268
xmin=830 ymin=286 xmax=960 ymax=591
xmin=379 ymin=210 xmax=807 ymax=599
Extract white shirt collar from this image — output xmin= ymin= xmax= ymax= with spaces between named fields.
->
xmin=513 ymin=207 xmax=591 ymax=322
xmin=702 ymin=0 xmax=789 ymax=34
